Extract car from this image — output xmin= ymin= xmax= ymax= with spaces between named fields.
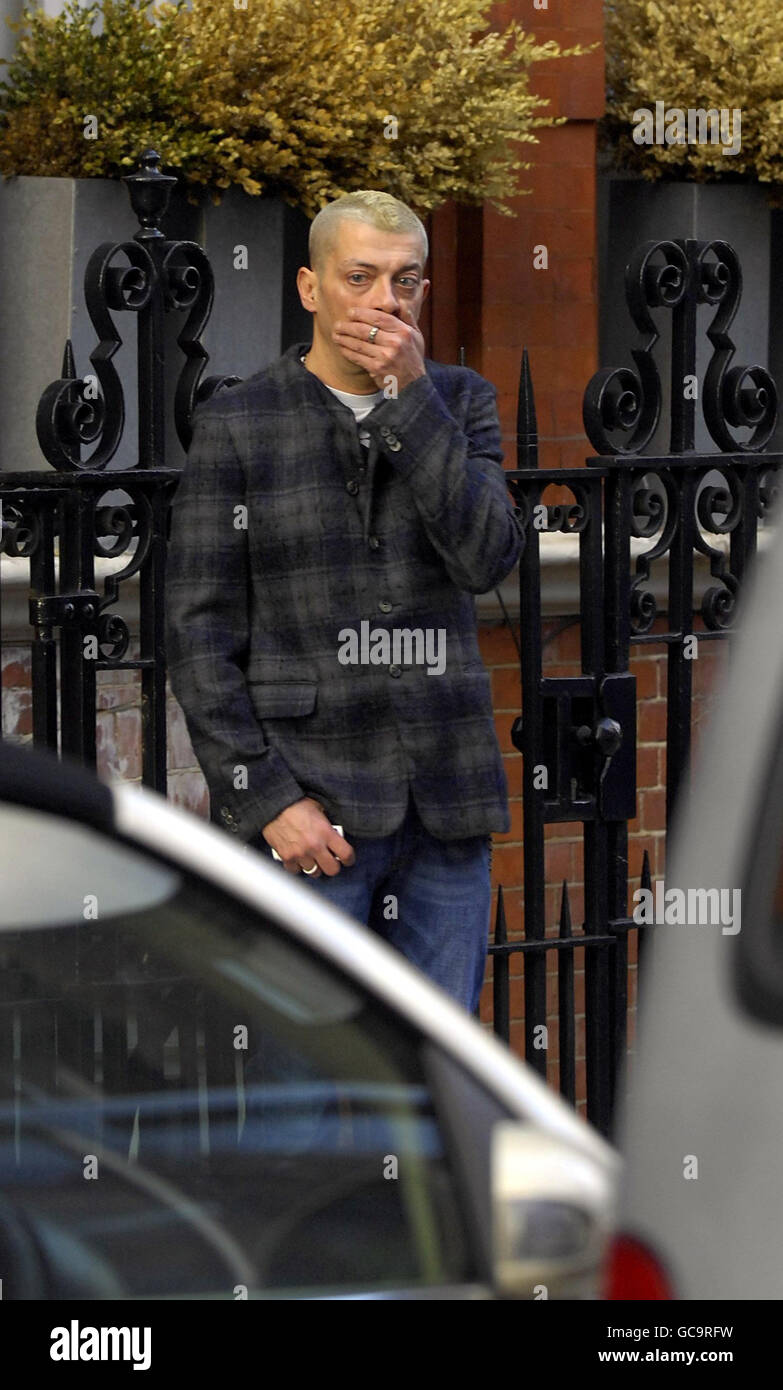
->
xmin=606 ymin=514 xmax=783 ymax=1300
xmin=0 ymin=739 xmax=618 ymax=1301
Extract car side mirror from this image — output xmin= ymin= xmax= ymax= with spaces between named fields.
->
xmin=491 ymin=1121 xmax=616 ymax=1299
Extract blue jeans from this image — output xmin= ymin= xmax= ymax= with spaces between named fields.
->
xmin=261 ymin=797 xmax=491 ymax=1014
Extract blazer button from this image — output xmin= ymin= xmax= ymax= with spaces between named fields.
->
xmin=379 ymin=426 xmax=390 ymax=438
xmin=386 ymin=435 xmax=402 ymax=451
xmin=389 ymin=665 xmax=402 ymax=678
xmin=346 ymin=479 xmax=359 ymax=495
xmin=368 ymin=535 xmax=381 ymax=550
xmin=378 ymin=600 xmax=393 ymax=613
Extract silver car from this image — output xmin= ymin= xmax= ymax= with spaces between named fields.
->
xmin=609 ymin=517 xmax=783 ymax=1300
xmin=0 ymin=741 xmax=617 ymax=1300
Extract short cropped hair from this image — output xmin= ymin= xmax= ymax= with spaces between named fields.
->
xmin=308 ymin=190 xmax=428 ymax=274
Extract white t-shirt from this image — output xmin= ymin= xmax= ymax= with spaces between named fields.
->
xmin=300 ymin=354 xmax=384 ymax=448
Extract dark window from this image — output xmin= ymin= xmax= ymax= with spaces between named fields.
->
xmin=0 ymin=807 xmax=473 ymax=1297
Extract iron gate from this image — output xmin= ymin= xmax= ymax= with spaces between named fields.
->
xmin=1 ymin=156 xmax=781 ymax=1136
xmin=492 ymin=237 xmax=782 ymax=1134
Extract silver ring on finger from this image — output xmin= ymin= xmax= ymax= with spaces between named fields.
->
xmin=302 ymin=863 xmax=319 ymax=875
xmin=368 ymin=325 xmax=379 ymax=343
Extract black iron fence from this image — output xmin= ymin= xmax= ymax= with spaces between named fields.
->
xmin=0 ymin=149 xmax=237 ymax=787
xmin=2 ymin=157 xmax=781 ymax=1136
xmin=492 ymin=238 xmax=781 ymax=1133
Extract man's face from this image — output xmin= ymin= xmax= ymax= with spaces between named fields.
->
xmin=298 ymin=218 xmax=430 ymax=383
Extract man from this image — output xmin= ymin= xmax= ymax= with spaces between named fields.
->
xmin=165 ymin=189 xmax=522 ymax=1013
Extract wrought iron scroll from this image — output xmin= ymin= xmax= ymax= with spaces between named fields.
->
xmin=580 ymin=237 xmax=783 ymax=667
xmin=35 ymin=147 xmax=239 ymax=471
xmin=0 ymin=502 xmax=40 ymax=559
xmin=699 ymin=240 xmax=777 ymax=452
xmin=93 ymin=489 xmax=154 ymax=659
xmin=583 ymin=237 xmax=777 ymax=458
xmin=582 ymin=239 xmax=688 ymax=456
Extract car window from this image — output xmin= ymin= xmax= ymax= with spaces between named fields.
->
xmin=0 ymin=806 xmax=474 ymax=1298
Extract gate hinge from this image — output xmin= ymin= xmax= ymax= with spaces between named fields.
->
xmin=29 ymin=591 xmax=100 ymax=630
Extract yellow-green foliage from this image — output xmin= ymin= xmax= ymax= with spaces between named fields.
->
xmin=603 ymin=0 xmax=783 ymax=187
xmin=0 ymin=0 xmax=589 ymax=215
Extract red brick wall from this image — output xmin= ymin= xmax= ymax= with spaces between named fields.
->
xmin=426 ymin=0 xmax=605 ymax=469
xmin=0 ymin=643 xmax=207 ymax=819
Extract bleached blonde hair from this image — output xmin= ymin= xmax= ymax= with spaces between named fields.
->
xmin=309 ymin=190 xmax=428 ymax=274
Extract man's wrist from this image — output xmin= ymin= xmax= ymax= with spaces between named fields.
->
xmin=396 ymin=366 xmax=428 ymax=393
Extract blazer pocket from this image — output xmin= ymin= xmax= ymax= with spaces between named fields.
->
xmin=247 ymin=681 xmax=317 ymax=719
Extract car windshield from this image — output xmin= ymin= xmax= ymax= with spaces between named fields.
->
xmin=0 ymin=805 xmax=472 ymax=1297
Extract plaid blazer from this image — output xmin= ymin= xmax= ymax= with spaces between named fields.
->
xmin=165 ymin=341 xmax=523 ymax=843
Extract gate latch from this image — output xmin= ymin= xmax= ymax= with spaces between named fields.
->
xmin=513 ymin=671 xmax=636 ymax=822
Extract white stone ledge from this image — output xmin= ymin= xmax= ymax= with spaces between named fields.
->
xmin=0 ymin=528 xmax=766 ymax=641
xmin=475 ymin=529 xmax=760 ymax=622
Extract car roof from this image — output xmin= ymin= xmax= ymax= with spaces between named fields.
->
xmin=0 ymin=737 xmax=113 ymax=830
xmin=0 ymin=739 xmax=617 ymax=1172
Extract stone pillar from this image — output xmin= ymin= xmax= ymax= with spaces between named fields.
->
xmin=0 ymin=0 xmax=26 ymax=67
xmin=0 ymin=175 xmax=310 ymax=472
